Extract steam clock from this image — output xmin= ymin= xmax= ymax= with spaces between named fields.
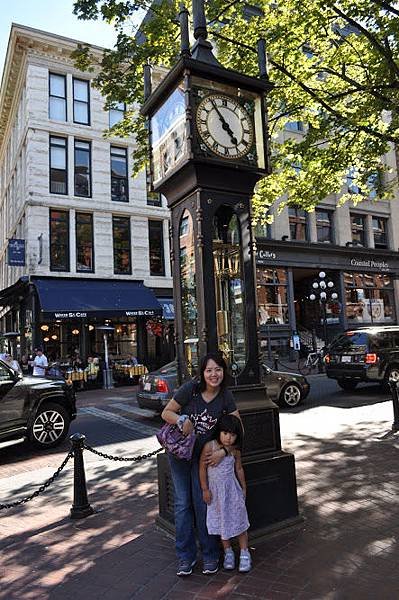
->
xmin=142 ymin=1 xmax=300 ymax=538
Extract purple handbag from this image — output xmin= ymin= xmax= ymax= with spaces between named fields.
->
xmin=156 ymin=423 xmax=196 ymax=460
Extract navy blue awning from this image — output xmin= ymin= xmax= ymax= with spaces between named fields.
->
xmin=159 ymin=298 xmax=175 ymax=320
xmin=33 ymin=278 xmax=162 ymax=320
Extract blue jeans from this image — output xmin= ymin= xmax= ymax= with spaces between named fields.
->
xmin=168 ymin=453 xmax=220 ymax=562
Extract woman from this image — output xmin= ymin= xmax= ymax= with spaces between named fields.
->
xmin=161 ymin=352 xmax=241 ymax=577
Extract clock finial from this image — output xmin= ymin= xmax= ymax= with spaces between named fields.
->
xmin=179 ymin=4 xmax=191 ymax=57
xmin=191 ymin=0 xmax=221 ymax=66
xmin=192 ymin=0 xmax=207 ymax=41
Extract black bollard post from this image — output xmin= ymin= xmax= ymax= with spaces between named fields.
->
xmin=273 ymin=352 xmax=279 ymax=371
xmin=389 ymin=380 xmax=399 ymax=432
xmin=70 ymin=433 xmax=94 ymax=519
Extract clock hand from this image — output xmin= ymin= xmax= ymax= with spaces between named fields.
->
xmin=210 ymin=100 xmax=238 ymax=145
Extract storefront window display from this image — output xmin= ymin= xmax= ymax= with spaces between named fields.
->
xmin=256 ymin=267 xmax=289 ymax=325
xmin=344 ymin=272 xmax=395 ymax=324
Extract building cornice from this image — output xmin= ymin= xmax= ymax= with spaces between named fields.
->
xmin=0 ymin=23 xmax=105 ymax=154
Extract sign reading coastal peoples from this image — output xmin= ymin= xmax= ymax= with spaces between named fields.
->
xmin=350 ymin=257 xmax=389 ymax=271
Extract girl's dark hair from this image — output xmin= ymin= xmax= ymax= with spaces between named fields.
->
xmin=198 ymin=352 xmax=229 ymax=391
xmin=213 ymin=414 xmax=244 ymax=451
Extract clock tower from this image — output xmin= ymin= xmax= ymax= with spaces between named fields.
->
xmin=142 ymin=0 xmax=300 ymax=539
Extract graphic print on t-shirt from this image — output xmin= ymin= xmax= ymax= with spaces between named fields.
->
xmin=190 ymin=408 xmax=218 ymax=435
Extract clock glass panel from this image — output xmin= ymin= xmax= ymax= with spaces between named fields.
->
xmin=151 ymin=84 xmax=187 ymax=184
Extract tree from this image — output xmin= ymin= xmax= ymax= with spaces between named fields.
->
xmin=72 ymin=0 xmax=399 ymax=219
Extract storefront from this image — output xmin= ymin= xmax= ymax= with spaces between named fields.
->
xmin=256 ymin=241 xmax=399 ymax=357
xmin=0 ymin=276 xmax=175 ymax=375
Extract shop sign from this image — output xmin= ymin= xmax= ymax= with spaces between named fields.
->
xmin=350 ymin=257 xmax=389 ymax=271
xmin=8 ymin=239 xmax=25 ymax=266
xmin=257 ymin=249 xmax=277 ymax=262
xmin=49 ymin=309 xmax=159 ymax=319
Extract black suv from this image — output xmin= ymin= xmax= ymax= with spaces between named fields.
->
xmin=325 ymin=326 xmax=399 ymax=390
xmin=0 ymin=360 xmax=76 ymax=450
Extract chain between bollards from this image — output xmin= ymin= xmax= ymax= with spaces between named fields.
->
xmin=389 ymin=380 xmax=399 ymax=432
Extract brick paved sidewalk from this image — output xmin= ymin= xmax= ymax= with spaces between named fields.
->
xmin=1 ymin=392 xmax=399 ymax=599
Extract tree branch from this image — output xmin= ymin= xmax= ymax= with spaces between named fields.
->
xmin=371 ymin=0 xmax=399 ymax=18
xmin=331 ymin=4 xmax=399 ymax=79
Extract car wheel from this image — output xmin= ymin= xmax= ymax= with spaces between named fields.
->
xmin=29 ymin=402 xmax=70 ymax=448
xmin=278 ymin=383 xmax=303 ymax=408
xmin=337 ymin=380 xmax=358 ymax=391
xmin=384 ymin=366 xmax=399 ymax=391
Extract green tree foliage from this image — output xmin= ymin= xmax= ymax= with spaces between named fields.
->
xmin=73 ymin=0 xmax=399 ymax=219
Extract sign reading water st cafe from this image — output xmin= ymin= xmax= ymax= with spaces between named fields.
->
xmin=42 ymin=309 xmax=159 ymax=320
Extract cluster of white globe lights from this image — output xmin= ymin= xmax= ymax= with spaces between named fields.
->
xmin=309 ymin=271 xmax=339 ymax=302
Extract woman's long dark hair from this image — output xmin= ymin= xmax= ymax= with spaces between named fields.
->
xmin=213 ymin=414 xmax=244 ymax=451
xmin=198 ymin=352 xmax=229 ymax=392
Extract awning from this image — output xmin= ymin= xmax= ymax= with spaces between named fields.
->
xmin=159 ymin=298 xmax=175 ymax=320
xmin=33 ymin=278 xmax=162 ymax=320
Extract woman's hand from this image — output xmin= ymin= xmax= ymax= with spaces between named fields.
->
xmin=204 ymin=447 xmax=225 ymax=467
xmin=202 ymin=489 xmax=212 ymax=504
xmin=182 ymin=418 xmax=194 ymax=436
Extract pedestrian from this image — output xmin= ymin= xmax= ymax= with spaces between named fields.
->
xmin=161 ymin=352 xmax=241 ymax=577
xmin=199 ymin=414 xmax=251 ymax=573
xmin=32 ymin=347 xmax=48 ymax=377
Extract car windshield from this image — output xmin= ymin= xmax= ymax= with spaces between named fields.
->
xmin=329 ymin=332 xmax=369 ymax=352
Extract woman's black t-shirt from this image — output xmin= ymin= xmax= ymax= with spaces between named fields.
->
xmin=173 ymin=380 xmax=237 ymax=455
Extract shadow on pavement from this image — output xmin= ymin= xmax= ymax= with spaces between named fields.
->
xmin=2 ymin=418 xmax=399 ymax=598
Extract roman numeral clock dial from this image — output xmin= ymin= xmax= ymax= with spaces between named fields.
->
xmin=196 ymin=94 xmax=254 ymax=160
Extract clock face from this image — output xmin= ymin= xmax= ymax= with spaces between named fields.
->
xmin=196 ymin=94 xmax=254 ymax=159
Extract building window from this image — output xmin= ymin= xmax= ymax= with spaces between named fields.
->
xmin=76 ymin=212 xmax=94 ymax=272
xmin=49 ymin=136 xmax=67 ymax=195
xmin=50 ymin=209 xmax=69 ymax=271
xmin=109 ymin=102 xmax=125 ymax=127
xmin=113 ymin=216 xmax=131 ymax=274
xmin=149 ymin=220 xmax=165 ymax=276
xmin=316 ymin=209 xmax=333 ymax=243
xmin=73 ymin=78 xmax=90 ymax=125
xmin=347 ymin=167 xmax=360 ymax=194
xmin=344 ymin=272 xmax=395 ymax=324
xmin=285 ymin=121 xmax=303 ymax=132
xmin=372 ymin=217 xmax=388 ymax=249
xmin=74 ymin=140 xmax=91 ymax=197
xmin=256 ymin=268 xmax=289 ymax=325
xmin=288 ymin=207 xmax=308 ymax=241
xmin=147 ymin=191 xmax=163 ymax=207
xmin=111 ymin=146 xmax=128 ymax=202
xmin=254 ymin=222 xmax=272 ymax=239
xmin=49 ymin=73 xmax=66 ymax=121
xmin=351 ymin=214 xmax=366 ymax=246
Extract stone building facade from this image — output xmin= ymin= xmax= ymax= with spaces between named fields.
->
xmin=255 ymin=123 xmax=399 ymax=357
xmin=0 ymin=24 xmax=173 ymax=368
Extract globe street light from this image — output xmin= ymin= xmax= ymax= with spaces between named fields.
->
xmin=309 ymin=271 xmax=338 ymax=345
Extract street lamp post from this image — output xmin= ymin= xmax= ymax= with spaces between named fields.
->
xmin=309 ymin=271 xmax=338 ymax=346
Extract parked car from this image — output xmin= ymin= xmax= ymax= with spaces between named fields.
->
xmin=137 ymin=360 xmax=310 ymax=414
xmin=325 ymin=326 xmax=399 ymax=391
xmin=0 ymin=359 xmax=76 ymax=450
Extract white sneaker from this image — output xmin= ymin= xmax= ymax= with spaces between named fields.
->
xmin=238 ymin=549 xmax=252 ymax=573
xmin=223 ymin=548 xmax=235 ymax=570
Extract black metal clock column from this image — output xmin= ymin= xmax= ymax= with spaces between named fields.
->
xmin=142 ymin=0 xmax=300 ymax=540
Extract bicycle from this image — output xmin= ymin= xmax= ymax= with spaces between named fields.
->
xmin=298 ymin=350 xmax=325 ymax=375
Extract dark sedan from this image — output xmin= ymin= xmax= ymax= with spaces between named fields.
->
xmin=137 ymin=361 xmax=309 ymax=415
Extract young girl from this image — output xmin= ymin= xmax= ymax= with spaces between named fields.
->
xmin=199 ymin=414 xmax=251 ymax=573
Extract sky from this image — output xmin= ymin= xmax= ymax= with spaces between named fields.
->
xmin=0 ymin=0 xmax=123 ymax=80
